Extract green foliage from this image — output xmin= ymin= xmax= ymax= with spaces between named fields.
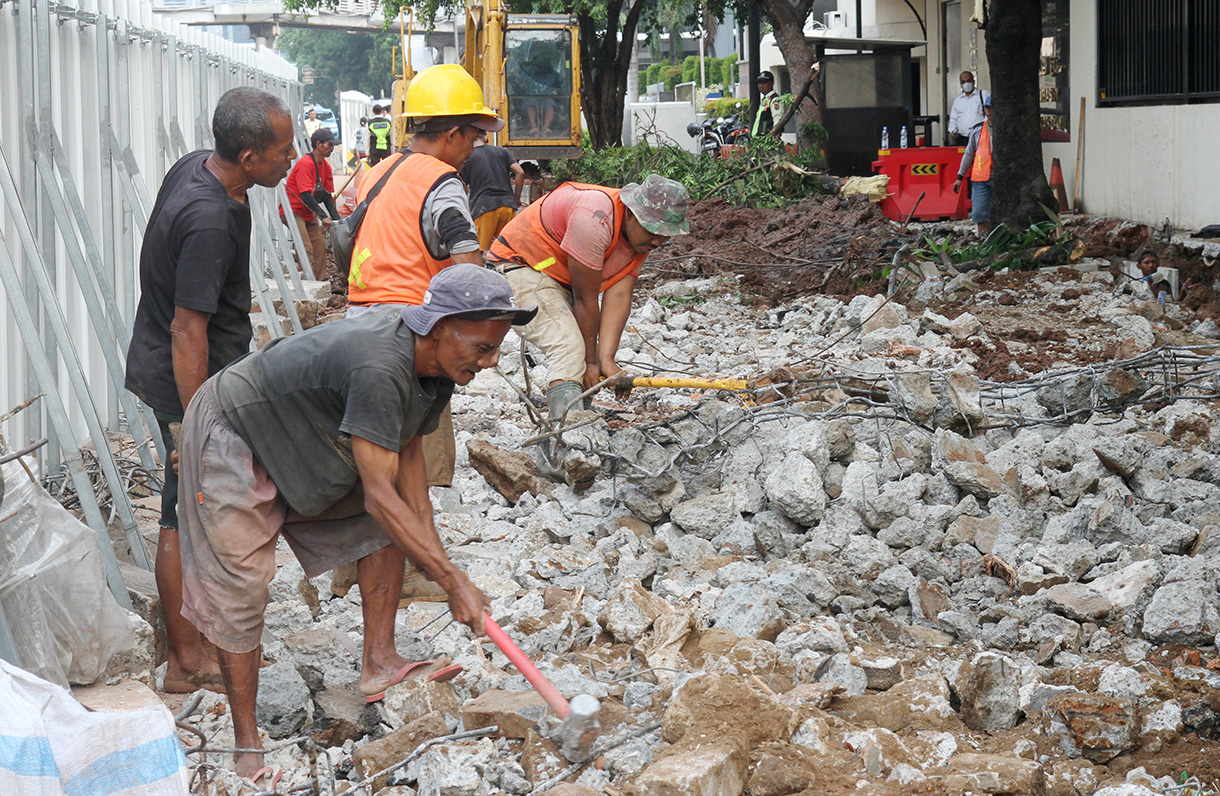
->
xmin=681 ymin=55 xmax=700 ymax=85
xmin=656 ymin=64 xmax=684 ymax=90
xmin=550 ymin=135 xmax=833 ymax=208
xmin=911 ymin=210 xmax=1065 ymax=272
xmin=277 ymin=29 xmax=396 ymax=107
xmin=704 ymin=96 xmax=747 ymax=118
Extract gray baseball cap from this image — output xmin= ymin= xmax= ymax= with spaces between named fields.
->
xmin=402 ymin=263 xmax=537 ymax=335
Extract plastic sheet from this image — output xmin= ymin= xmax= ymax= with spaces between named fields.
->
xmin=0 ymin=461 xmax=137 ymax=688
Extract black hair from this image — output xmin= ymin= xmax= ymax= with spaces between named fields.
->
xmin=212 ymin=87 xmax=291 ymax=163
xmin=372 ymin=104 xmax=383 ymax=114
xmin=410 ymin=123 xmax=480 ymax=141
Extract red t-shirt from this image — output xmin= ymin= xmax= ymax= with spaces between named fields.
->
xmin=286 ymin=154 xmax=334 ymax=221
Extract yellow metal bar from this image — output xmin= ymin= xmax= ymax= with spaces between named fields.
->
xmin=631 ymin=377 xmax=751 ymax=391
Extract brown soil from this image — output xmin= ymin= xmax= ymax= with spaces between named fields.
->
xmin=643 ymin=195 xmax=895 ymax=304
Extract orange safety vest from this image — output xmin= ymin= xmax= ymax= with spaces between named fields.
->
xmin=488 ymin=183 xmax=646 ymax=292
xmin=348 ymin=152 xmax=460 ymax=306
xmin=972 ymin=123 xmax=993 ymax=182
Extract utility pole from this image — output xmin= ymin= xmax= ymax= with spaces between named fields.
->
xmin=747 ymin=1 xmax=760 ymax=125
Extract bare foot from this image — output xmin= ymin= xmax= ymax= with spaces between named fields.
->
xmin=163 ymin=656 xmax=225 ymax=694
xmin=359 ymin=656 xmax=458 ymax=702
xmin=234 ymin=751 xmax=265 ymax=782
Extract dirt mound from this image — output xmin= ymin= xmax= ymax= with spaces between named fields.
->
xmin=647 ymin=195 xmax=895 ymax=303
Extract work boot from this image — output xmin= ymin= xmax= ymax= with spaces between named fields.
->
xmin=533 ymin=381 xmax=584 ymax=479
xmin=399 ymin=570 xmax=448 ymax=608
xmin=546 ymin=381 xmax=584 ymax=427
xmin=331 ymin=561 xmax=358 ymax=597
xmin=332 ymin=561 xmax=447 ymax=606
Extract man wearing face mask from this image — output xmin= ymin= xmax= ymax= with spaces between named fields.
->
xmin=948 ymin=71 xmax=990 ymax=146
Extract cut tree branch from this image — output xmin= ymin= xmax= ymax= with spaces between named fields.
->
xmin=768 ymin=62 xmax=820 ymax=139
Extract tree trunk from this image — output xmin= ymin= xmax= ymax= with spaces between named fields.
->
xmin=578 ymin=0 xmax=647 ymax=148
xmin=983 ymin=0 xmax=1056 ymax=229
xmin=757 ymin=0 xmax=823 ymax=153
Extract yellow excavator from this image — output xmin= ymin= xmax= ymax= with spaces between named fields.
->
xmin=388 ymin=1 xmax=582 ymax=160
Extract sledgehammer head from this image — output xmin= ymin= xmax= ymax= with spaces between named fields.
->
xmin=558 ymin=694 xmax=601 ymax=762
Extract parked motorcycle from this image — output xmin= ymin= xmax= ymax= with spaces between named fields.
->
xmin=686 ymin=106 xmax=751 ymax=157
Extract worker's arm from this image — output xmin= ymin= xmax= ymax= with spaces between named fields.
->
xmin=510 ymin=162 xmax=525 ymax=206
xmin=597 ymin=273 xmax=636 ymax=380
xmin=352 ymin=434 xmax=487 ymax=634
xmin=427 ymin=175 xmax=483 ymax=266
xmin=954 ymin=133 xmax=978 ymax=192
xmin=568 ymin=259 xmax=605 ymax=389
xmin=170 ymin=306 xmax=211 ymax=412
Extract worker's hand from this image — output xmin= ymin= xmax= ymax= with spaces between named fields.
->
xmin=320 ymin=218 xmax=333 ymax=230
xmin=171 ymin=449 xmax=180 ymax=475
xmin=952 ymin=179 xmax=962 ymax=194
xmin=444 ymin=570 xmax=489 ymax=636
xmin=582 ymin=363 xmax=602 ymax=392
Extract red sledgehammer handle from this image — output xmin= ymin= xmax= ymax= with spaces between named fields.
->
xmin=483 ymin=616 xmax=570 ymax=719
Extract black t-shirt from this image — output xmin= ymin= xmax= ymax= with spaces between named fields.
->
xmin=125 ymin=150 xmax=253 ymax=415
xmin=215 ymin=309 xmax=454 ymax=517
xmin=460 ymin=144 xmax=517 ymax=219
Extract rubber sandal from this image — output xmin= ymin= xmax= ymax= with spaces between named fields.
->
xmin=363 ymin=659 xmax=464 ymax=703
xmin=242 ymin=766 xmax=282 ymax=794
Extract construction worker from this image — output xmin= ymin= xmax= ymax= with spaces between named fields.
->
xmin=954 ymin=94 xmax=993 ymax=235
xmin=752 ymin=70 xmax=785 ymax=136
xmin=486 ymin=173 xmax=689 ymax=469
xmin=336 ymin=64 xmax=504 ymax=597
xmin=284 ymin=128 xmax=341 ymax=281
xmin=124 ymin=87 xmax=296 ymax=695
xmin=175 ymin=264 xmax=536 ymax=782
xmin=460 ymin=129 xmax=525 ymax=253
xmin=352 ymin=115 xmax=370 ymax=165
xmin=368 ymin=104 xmax=393 ymax=166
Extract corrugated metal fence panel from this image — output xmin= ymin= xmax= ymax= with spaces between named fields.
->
xmin=0 ymin=0 xmax=299 ymax=466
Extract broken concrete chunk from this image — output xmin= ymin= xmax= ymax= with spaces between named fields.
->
xmin=710 ymin=584 xmax=785 ymax=642
xmin=745 ymin=742 xmax=819 ymax=796
xmin=943 ymin=753 xmax=1044 ymax=796
xmin=932 ymin=372 xmax=985 ymax=434
xmin=1141 ymin=580 xmax=1220 ymax=644
xmin=1041 ymin=582 xmax=1112 ymax=622
xmin=353 ymin=710 xmax=450 ymax=790
xmin=763 ymin=450 xmax=827 ymax=526
xmin=599 ymin=578 xmax=672 ymax=644
xmin=466 ymin=439 xmax=554 ymax=503
xmin=662 ymin=673 xmax=798 ymax=747
xmin=954 ymin=652 xmax=1022 ymax=731
xmin=1043 ymin=691 xmax=1138 ymax=763
xmin=944 ymin=460 xmax=1004 ymax=499
xmin=670 ymin=491 xmax=742 ymax=539
xmin=634 ymin=738 xmax=748 ymax=796
xmin=254 ymin=660 xmax=310 ymax=739
xmin=460 ymin=689 xmax=550 ymax=738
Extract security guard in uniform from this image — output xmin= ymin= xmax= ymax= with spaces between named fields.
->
xmin=367 ymin=104 xmax=393 ymax=166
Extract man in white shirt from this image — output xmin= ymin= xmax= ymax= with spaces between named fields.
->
xmin=948 ymin=71 xmax=990 ymax=145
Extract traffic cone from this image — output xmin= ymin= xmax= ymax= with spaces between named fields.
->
xmin=1049 ymin=157 xmax=1069 ymax=213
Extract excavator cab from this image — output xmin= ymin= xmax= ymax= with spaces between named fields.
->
xmin=466 ymin=0 xmax=581 ymax=159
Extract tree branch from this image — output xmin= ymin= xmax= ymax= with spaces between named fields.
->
xmin=767 ymin=62 xmax=819 ymax=138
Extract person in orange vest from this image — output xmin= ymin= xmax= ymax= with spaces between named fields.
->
xmin=953 ymin=94 xmax=993 ymax=235
xmin=335 ymin=64 xmax=503 ymax=600
xmin=486 ymin=173 xmax=689 ymax=471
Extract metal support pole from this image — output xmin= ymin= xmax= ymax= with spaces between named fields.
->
xmin=275 ymin=185 xmax=313 ymax=288
xmin=115 ymin=17 xmax=137 ymax=337
xmin=0 ymin=141 xmax=153 ymax=573
xmin=248 ymin=190 xmax=304 ymax=335
xmin=153 ymin=32 xmax=169 ymax=182
xmin=40 ymin=128 xmax=164 ymax=469
xmin=36 ymin=0 xmax=60 ymax=473
xmin=0 ymin=239 xmax=132 ymax=609
xmin=16 ymin=0 xmax=44 ymax=473
xmin=167 ymin=35 xmax=188 ymax=158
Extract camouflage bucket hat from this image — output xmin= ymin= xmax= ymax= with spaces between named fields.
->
xmin=620 ymin=174 xmax=690 ymax=237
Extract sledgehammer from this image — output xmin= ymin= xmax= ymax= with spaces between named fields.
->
xmin=483 ymin=616 xmax=601 ymax=761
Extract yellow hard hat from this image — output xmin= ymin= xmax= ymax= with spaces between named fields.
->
xmin=404 ymin=64 xmax=504 ymax=131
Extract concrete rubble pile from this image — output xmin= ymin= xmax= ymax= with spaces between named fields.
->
xmin=172 ymin=269 xmax=1220 ymax=796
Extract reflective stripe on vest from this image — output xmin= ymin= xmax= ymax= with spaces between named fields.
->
xmin=349 ymin=152 xmax=458 ymax=305
xmin=369 ymin=118 xmax=392 ymax=150
xmin=972 ymin=123 xmax=993 ymax=182
xmin=487 ymin=183 xmax=646 ymax=292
